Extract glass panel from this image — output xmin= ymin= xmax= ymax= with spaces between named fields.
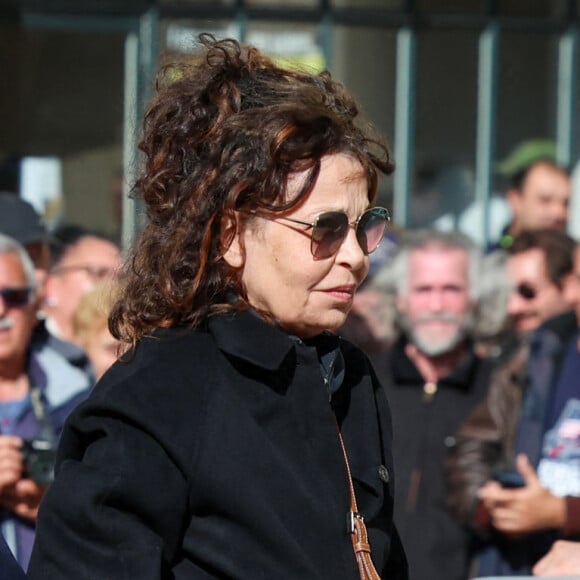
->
xmin=162 ymin=19 xmax=240 ymax=54
xmin=496 ymin=32 xmax=558 ymax=187
xmin=0 ymin=25 xmax=125 ymax=241
xmin=410 ymin=30 xmax=479 ymax=237
xmin=331 ymin=26 xmax=397 ymax=209
xmin=245 ymin=21 xmax=324 ymax=71
xmin=495 ymin=31 xmax=580 ymax=237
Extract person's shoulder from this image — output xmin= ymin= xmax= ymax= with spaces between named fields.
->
xmin=138 ymin=324 xmax=216 ymax=359
xmin=97 ymin=325 xmax=218 ymax=393
xmin=72 ymin=326 xmax=220 ymax=433
xmin=538 ymin=309 xmax=578 ymax=341
xmin=30 ymin=339 xmax=93 ymax=408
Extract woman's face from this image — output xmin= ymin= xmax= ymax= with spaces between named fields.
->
xmin=84 ymin=324 xmax=120 ymax=381
xmin=232 ymin=153 xmax=371 ymax=338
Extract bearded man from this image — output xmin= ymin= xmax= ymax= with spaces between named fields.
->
xmin=370 ymin=230 xmax=499 ymax=580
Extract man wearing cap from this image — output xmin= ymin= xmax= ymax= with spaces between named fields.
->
xmin=490 ymin=140 xmax=571 ymax=252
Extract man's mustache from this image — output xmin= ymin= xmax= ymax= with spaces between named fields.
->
xmin=413 ymin=314 xmax=462 ymax=324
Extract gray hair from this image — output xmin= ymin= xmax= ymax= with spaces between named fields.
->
xmin=0 ymin=233 xmax=38 ymax=290
xmin=371 ymin=229 xmax=509 ymax=341
xmin=373 ymin=229 xmax=482 ymax=300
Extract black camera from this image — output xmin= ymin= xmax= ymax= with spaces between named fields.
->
xmin=21 ymin=439 xmax=57 ymax=486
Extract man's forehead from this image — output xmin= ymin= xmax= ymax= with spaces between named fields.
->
xmin=61 ymin=237 xmax=119 ymax=264
xmin=508 ymin=248 xmax=548 ymax=277
xmin=410 ymin=245 xmax=468 ymax=265
xmin=408 ymin=246 xmax=469 ymax=280
xmin=0 ymin=252 xmax=28 ymax=284
xmin=521 ymin=163 xmax=570 ymax=194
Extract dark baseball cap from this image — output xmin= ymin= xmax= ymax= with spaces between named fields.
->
xmin=0 ymin=192 xmax=48 ymax=245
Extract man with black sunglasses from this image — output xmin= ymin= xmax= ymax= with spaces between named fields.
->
xmin=447 ymin=228 xmax=579 ymax=577
xmin=0 ymin=234 xmax=91 ymax=571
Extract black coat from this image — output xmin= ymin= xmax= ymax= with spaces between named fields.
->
xmin=371 ymin=338 xmax=493 ymax=580
xmin=29 ymin=310 xmax=408 ymax=579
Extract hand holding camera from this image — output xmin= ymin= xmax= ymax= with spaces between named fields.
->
xmin=0 ymin=435 xmax=51 ymax=522
xmin=20 ymin=439 xmax=56 ymax=486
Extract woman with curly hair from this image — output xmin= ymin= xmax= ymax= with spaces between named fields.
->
xmin=28 ymin=35 xmax=407 ymax=580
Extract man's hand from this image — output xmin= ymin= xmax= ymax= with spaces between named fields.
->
xmin=0 ymin=435 xmax=24 ymax=492
xmin=0 ymin=435 xmax=45 ymax=521
xmin=477 ymin=454 xmax=566 ymax=535
xmin=0 ymin=478 xmax=45 ymax=521
xmin=533 ymin=540 xmax=580 ymax=576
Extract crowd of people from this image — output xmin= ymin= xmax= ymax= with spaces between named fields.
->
xmin=345 ymin=154 xmax=580 ymax=578
xmin=0 ymin=34 xmax=578 ymax=579
xmin=0 ymin=193 xmax=121 ymax=573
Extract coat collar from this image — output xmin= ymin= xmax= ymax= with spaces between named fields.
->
xmin=207 ymin=309 xmax=296 ymax=371
xmin=208 ymin=309 xmax=344 ymax=374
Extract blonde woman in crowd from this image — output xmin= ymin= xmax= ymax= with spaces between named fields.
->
xmin=72 ymin=282 xmax=120 ymax=381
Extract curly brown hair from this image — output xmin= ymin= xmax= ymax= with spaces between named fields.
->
xmin=110 ymin=34 xmax=393 ymax=344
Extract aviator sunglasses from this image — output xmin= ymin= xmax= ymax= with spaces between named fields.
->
xmin=251 ymin=207 xmax=390 ymax=259
xmin=0 ymin=287 xmax=34 ymax=309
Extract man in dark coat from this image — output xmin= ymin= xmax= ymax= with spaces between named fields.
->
xmin=370 ymin=230 xmax=499 ymax=580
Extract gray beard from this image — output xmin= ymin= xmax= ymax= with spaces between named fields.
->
xmin=399 ymin=311 xmax=474 ymax=357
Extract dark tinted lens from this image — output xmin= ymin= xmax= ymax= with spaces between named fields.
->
xmin=1 ymin=288 xmax=32 ymax=308
xmin=356 ymin=208 xmax=389 ymax=254
xmin=311 ymin=212 xmax=349 ymax=259
xmin=516 ymin=283 xmax=537 ymax=300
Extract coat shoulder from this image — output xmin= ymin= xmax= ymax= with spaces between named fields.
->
xmin=77 ymin=327 xmax=220 ymax=428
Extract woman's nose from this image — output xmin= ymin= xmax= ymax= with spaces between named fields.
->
xmin=337 ymin=227 xmax=367 ymax=271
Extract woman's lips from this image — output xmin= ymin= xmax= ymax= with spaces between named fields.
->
xmin=323 ymin=285 xmax=356 ymax=302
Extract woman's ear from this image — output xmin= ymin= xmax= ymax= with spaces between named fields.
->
xmin=221 ymin=211 xmax=244 ymax=268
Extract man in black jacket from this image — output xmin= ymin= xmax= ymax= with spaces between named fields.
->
xmin=369 ymin=229 xmax=499 ymax=580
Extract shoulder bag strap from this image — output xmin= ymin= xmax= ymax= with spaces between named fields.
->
xmin=336 ymin=424 xmax=381 ymax=580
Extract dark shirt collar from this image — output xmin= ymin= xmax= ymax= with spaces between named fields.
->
xmin=390 ymin=336 xmax=479 ymax=390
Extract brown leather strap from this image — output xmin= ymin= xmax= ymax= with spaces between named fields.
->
xmin=336 ymin=427 xmax=381 ymax=580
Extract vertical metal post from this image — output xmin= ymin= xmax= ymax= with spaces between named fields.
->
xmin=556 ymin=25 xmax=578 ymax=167
xmin=235 ymin=0 xmax=247 ymax=42
xmin=319 ymin=0 xmax=333 ymax=69
xmin=474 ymin=21 xmax=499 ymax=247
xmin=121 ymin=8 xmax=159 ymax=249
xmin=122 ymin=29 xmax=139 ymax=251
xmin=393 ymin=26 xmax=416 ymax=227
